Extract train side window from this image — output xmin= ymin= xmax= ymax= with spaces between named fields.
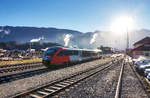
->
xmin=57 ymin=50 xmax=71 ymax=56
xmin=82 ymin=51 xmax=88 ymax=57
xmin=57 ymin=50 xmax=79 ymax=56
xmin=57 ymin=50 xmax=66 ymax=56
xmin=73 ymin=50 xmax=78 ymax=55
xmin=65 ymin=50 xmax=71 ymax=56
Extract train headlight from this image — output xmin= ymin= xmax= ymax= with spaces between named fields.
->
xmin=46 ymin=56 xmax=50 ymax=58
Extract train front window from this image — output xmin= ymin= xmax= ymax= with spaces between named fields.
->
xmin=45 ymin=49 xmax=55 ymax=58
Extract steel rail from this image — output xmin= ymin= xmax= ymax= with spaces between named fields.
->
xmin=0 ymin=63 xmax=43 ymax=74
xmin=115 ymin=60 xmax=124 ymax=98
xmin=0 ymin=62 xmax=42 ymax=68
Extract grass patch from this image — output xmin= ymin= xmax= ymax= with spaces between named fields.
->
xmin=0 ymin=58 xmax=42 ymax=66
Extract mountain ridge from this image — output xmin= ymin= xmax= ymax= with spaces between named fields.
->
xmin=0 ymin=26 xmax=149 ymax=49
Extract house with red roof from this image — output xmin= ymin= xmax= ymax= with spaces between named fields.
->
xmin=131 ymin=37 xmax=150 ymax=58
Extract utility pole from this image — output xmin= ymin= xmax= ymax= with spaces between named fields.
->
xmin=125 ymin=28 xmax=129 ymax=62
xmin=126 ymin=28 xmax=129 ymax=54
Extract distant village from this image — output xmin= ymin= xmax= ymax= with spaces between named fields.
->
xmin=0 ymin=42 xmax=61 ymax=61
xmin=0 ymin=48 xmax=43 ymax=61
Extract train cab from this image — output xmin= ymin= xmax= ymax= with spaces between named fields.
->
xmin=42 ymin=46 xmax=61 ymax=66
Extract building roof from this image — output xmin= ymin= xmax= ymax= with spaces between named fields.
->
xmin=132 ymin=44 xmax=150 ymax=51
xmin=133 ymin=37 xmax=150 ymax=46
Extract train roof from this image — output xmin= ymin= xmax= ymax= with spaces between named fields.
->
xmin=63 ymin=47 xmax=102 ymax=52
xmin=48 ymin=46 xmax=62 ymax=49
xmin=47 ymin=46 xmax=102 ymax=52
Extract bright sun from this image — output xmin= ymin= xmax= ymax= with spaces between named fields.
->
xmin=110 ymin=16 xmax=135 ymax=35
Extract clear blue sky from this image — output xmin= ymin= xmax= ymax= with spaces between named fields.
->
xmin=0 ymin=0 xmax=150 ymax=32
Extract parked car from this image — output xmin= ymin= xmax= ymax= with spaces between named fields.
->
xmin=135 ymin=59 xmax=150 ymax=74
xmin=144 ymin=68 xmax=150 ymax=76
xmin=138 ymin=64 xmax=150 ymax=74
xmin=147 ymin=74 xmax=150 ymax=81
xmin=135 ymin=59 xmax=150 ymax=68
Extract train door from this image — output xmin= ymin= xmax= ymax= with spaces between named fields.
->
xmin=69 ymin=50 xmax=80 ymax=62
xmin=51 ymin=49 xmax=70 ymax=64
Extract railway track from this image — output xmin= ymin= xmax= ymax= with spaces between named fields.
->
xmin=0 ymin=58 xmax=113 ymax=84
xmin=0 ymin=63 xmax=47 ymax=84
xmin=115 ymin=59 xmax=125 ymax=98
xmin=0 ymin=62 xmax=42 ymax=69
xmin=115 ymin=59 xmax=149 ymax=98
xmin=12 ymin=59 xmax=122 ymax=98
xmin=0 ymin=59 xmax=112 ymax=85
xmin=0 ymin=67 xmax=49 ymax=84
xmin=0 ymin=58 xmax=115 ymax=85
xmin=0 ymin=62 xmax=43 ymax=74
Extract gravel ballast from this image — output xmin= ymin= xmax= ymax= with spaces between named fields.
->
xmin=121 ymin=63 xmax=148 ymax=98
xmin=0 ymin=58 xmax=112 ymax=98
xmin=56 ymin=60 xmax=122 ymax=98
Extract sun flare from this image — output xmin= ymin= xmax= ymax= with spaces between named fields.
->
xmin=110 ymin=15 xmax=135 ymax=35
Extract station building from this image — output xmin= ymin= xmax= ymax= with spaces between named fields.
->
xmin=131 ymin=37 xmax=150 ymax=58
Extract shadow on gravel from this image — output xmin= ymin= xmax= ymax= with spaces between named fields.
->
xmin=0 ymin=58 xmax=104 ymax=85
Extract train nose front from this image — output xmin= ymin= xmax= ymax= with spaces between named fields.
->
xmin=42 ymin=48 xmax=57 ymax=67
xmin=42 ymin=60 xmax=50 ymax=66
xmin=42 ymin=54 xmax=52 ymax=66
